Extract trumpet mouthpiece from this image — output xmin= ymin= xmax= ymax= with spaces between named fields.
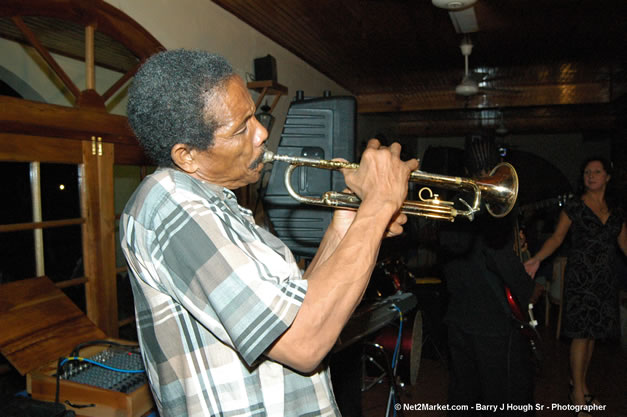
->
xmin=262 ymin=150 xmax=275 ymax=164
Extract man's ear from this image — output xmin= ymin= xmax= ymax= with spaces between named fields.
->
xmin=171 ymin=144 xmax=197 ymax=173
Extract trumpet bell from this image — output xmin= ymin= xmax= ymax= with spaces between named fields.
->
xmin=481 ymin=162 xmax=519 ymax=218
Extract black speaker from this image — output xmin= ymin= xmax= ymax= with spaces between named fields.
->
xmin=254 ymin=55 xmax=277 ymax=82
xmin=263 ymin=94 xmax=356 ymax=258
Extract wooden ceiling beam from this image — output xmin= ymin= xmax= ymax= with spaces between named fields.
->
xmin=356 ymin=82 xmax=611 ymax=113
xmin=0 ymin=96 xmax=136 ymax=145
xmin=101 ymin=61 xmax=142 ymax=103
xmin=396 ymin=113 xmax=616 ymax=137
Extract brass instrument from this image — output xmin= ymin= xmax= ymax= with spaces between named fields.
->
xmin=262 ymin=151 xmax=518 ymax=222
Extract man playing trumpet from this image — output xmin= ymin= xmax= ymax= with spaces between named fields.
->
xmin=120 ymin=49 xmax=418 ymax=417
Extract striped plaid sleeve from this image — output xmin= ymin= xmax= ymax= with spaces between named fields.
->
xmin=149 ymin=186 xmax=307 ymax=366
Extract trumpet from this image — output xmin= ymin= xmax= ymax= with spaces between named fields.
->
xmin=262 ymin=150 xmax=518 ymax=222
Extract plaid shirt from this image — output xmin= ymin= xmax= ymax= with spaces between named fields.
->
xmin=120 ymin=168 xmax=340 ymax=417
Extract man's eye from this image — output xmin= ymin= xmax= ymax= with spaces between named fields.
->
xmin=235 ymin=125 xmax=248 ymax=135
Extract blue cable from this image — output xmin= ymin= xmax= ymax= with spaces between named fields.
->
xmin=389 ymin=304 xmax=404 ymax=417
xmin=391 ymin=305 xmax=403 ymax=369
xmin=60 ymin=357 xmax=145 ymax=374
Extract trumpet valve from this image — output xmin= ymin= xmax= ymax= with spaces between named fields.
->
xmin=419 ymin=187 xmax=454 ymax=206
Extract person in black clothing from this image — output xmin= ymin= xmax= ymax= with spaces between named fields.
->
xmin=439 ymin=136 xmax=543 ymax=415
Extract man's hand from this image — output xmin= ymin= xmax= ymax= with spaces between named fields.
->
xmin=329 ymin=197 xmax=409 ymax=239
xmin=341 ymin=139 xmax=419 ymax=217
xmin=385 ymin=212 xmax=408 ymax=237
xmin=331 ymin=139 xmax=418 ymax=238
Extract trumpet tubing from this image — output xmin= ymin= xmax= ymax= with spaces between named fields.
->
xmin=262 ymin=150 xmax=518 ymax=221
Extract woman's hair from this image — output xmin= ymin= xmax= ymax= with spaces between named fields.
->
xmin=127 ymin=49 xmax=234 ymax=166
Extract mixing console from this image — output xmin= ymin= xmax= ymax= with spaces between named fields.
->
xmin=60 ymin=348 xmax=147 ymax=393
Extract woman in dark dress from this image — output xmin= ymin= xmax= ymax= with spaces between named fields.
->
xmin=525 ymin=157 xmax=627 ymax=416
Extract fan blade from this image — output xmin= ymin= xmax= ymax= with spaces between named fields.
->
xmin=468 ymin=70 xmax=490 ymax=83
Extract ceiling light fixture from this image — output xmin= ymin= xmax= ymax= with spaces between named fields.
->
xmin=432 ymin=0 xmax=477 ymax=10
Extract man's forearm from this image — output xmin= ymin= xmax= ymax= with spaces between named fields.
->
xmin=303 ymin=211 xmax=355 ymax=280
xmin=267 ymin=201 xmax=396 ymax=372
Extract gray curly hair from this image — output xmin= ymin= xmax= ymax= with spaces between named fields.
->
xmin=127 ymin=49 xmax=235 ymax=166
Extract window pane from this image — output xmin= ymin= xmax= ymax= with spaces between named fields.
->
xmin=62 ymin=284 xmax=86 ymax=313
xmin=0 ymin=161 xmax=33 ymax=224
xmin=0 ymin=230 xmax=35 ymax=283
xmin=41 ymin=163 xmax=81 ymax=221
xmin=44 ymin=225 xmax=83 ymax=282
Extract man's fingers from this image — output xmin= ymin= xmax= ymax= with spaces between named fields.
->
xmin=388 ymin=142 xmax=402 ymax=157
xmin=366 ymin=138 xmax=381 ymax=149
xmin=405 ymin=158 xmax=420 ymax=172
xmin=384 ymin=212 xmax=407 ymax=237
xmin=394 ymin=212 xmax=408 ymax=225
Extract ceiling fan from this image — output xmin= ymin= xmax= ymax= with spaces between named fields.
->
xmin=432 ymin=2 xmax=520 ymax=101
xmin=455 ymin=37 xmax=482 ymax=96
xmin=454 ymin=37 xmax=521 ymax=98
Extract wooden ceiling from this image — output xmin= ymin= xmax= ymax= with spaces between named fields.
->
xmin=0 ymin=1 xmax=163 ymax=73
xmin=0 ymin=15 xmax=141 ymax=74
xmin=211 ymin=0 xmax=627 ymax=136
xmin=1 ymin=1 xmax=625 ymax=136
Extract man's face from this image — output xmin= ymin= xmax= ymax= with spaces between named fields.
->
xmin=190 ymin=75 xmax=269 ymax=189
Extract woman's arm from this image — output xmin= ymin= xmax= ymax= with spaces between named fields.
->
xmin=524 ymin=210 xmax=572 ymax=278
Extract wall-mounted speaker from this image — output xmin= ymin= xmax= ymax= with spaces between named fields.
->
xmin=254 ymin=55 xmax=277 ymax=82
